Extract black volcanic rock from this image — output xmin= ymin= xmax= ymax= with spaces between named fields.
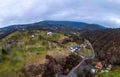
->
xmin=81 ymin=28 xmax=120 ymax=65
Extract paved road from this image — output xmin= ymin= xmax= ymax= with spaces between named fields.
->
xmin=56 ymin=40 xmax=95 ymax=77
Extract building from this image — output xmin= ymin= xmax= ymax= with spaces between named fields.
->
xmin=95 ymin=62 xmax=103 ymax=69
xmin=69 ymin=46 xmax=81 ymax=52
xmin=47 ymin=32 xmax=53 ymax=36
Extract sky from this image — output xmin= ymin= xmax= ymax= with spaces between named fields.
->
xmin=0 ymin=0 xmax=120 ymax=28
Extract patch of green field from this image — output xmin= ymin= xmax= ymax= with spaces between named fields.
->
xmin=77 ymin=48 xmax=93 ymax=57
xmin=95 ymin=66 xmax=120 ymax=77
xmin=28 ymin=47 xmax=45 ymax=52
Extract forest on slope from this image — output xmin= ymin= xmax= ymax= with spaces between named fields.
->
xmin=81 ymin=28 xmax=120 ymax=65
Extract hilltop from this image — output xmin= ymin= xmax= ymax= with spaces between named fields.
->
xmin=0 ymin=20 xmax=106 ymax=39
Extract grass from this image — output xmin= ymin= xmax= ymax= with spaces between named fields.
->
xmin=1 ymin=30 xmax=120 ymax=77
xmin=95 ymin=66 xmax=120 ymax=77
xmin=28 ymin=47 xmax=45 ymax=52
xmin=77 ymin=48 xmax=93 ymax=57
xmin=0 ymin=30 xmax=74 ymax=77
xmin=0 ymin=50 xmax=25 ymax=77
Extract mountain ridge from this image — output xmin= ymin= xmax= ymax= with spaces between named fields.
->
xmin=0 ymin=20 xmax=106 ymax=29
xmin=0 ymin=20 xmax=106 ymax=39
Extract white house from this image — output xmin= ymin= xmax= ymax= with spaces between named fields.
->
xmin=47 ymin=32 xmax=53 ymax=36
xmin=69 ymin=46 xmax=81 ymax=52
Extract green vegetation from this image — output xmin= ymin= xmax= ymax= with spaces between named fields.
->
xmin=0 ymin=49 xmax=25 ymax=77
xmin=95 ymin=66 xmax=120 ymax=77
xmin=1 ymin=30 xmax=119 ymax=77
xmin=76 ymin=32 xmax=80 ymax=36
xmin=28 ymin=47 xmax=45 ymax=52
xmin=77 ymin=48 xmax=93 ymax=57
xmin=0 ymin=30 xmax=73 ymax=77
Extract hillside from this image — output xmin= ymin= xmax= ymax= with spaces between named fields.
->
xmin=0 ymin=30 xmax=95 ymax=77
xmin=81 ymin=28 xmax=120 ymax=65
xmin=2 ymin=21 xmax=120 ymax=77
xmin=0 ymin=30 xmax=71 ymax=76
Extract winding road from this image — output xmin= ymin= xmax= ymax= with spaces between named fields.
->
xmin=56 ymin=40 xmax=95 ymax=77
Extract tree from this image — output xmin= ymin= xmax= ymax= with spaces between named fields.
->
xmin=2 ymin=48 xmax=8 ymax=55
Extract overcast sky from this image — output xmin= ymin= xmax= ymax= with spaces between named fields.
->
xmin=0 ymin=0 xmax=120 ymax=28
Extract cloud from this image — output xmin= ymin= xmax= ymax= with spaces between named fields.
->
xmin=0 ymin=0 xmax=120 ymax=28
xmin=110 ymin=17 xmax=120 ymax=23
